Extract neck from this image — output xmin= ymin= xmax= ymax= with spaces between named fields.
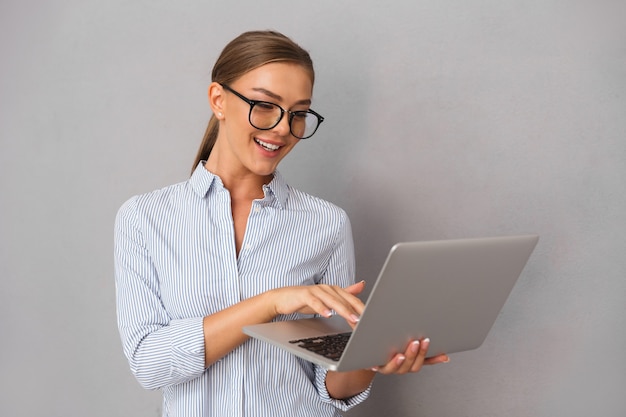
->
xmin=203 ymin=160 xmax=271 ymax=200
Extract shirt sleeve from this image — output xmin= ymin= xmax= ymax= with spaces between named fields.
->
xmin=114 ymin=196 xmax=206 ymax=390
xmin=315 ymin=210 xmax=372 ymax=410
xmin=321 ymin=209 xmax=356 ymax=289
xmin=315 ymin=366 xmax=373 ymax=411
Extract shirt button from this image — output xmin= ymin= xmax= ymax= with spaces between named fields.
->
xmin=254 ymin=207 xmax=261 ymax=213
xmin=245 ymin=244 xmax=252 ymax=250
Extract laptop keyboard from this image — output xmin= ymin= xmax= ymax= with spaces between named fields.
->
xmin=289 ymin=332 xmax=352 ymax=361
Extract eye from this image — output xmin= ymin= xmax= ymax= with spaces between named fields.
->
xmin=254 ymin=102 xmax=278 ymax=112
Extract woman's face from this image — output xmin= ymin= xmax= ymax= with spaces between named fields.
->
xmin=210 ymin=62 xmax=314 ymax=180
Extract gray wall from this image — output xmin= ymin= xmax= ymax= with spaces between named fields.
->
xmin=1 ymin=1 xmax=624 ymax=416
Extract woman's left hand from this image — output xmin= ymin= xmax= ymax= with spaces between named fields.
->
xmin=370 ymin=338 xmax=450 ymax=375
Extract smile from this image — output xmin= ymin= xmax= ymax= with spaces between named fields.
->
xmin=254 ymin=138 xmax=281 ymax=152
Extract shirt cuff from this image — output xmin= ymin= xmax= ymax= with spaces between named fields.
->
xmin=315 ymin=366 xmax=373 ymax=411
xmin=168 ymin=317 xmax=206 ymax=379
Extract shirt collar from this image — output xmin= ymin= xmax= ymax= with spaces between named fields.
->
xmin=263 ymin=170 xmax=288 ymax=209
xmin=189 ymin=161 xmax=289 ymax=209
xmin=189 ymin=161 xmax=220 ymax=198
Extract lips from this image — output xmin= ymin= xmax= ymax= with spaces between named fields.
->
xmin=254 ymin=138 xmax=281 ymax=152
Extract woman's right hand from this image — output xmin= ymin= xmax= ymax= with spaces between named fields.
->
xmin=268 ymin=281 xmax=366 ymax=327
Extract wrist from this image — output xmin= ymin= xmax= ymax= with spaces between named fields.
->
xmin=259 ymin=289 xmax=280 ymax=320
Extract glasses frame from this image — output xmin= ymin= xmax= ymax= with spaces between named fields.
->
xmin=220 ymin=83 xmax=324 ymax=139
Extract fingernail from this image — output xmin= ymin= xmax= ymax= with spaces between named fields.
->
xmin=397 ymin=355 xmax=406 ymax=365
xmin=411 ymin=340 xmax=420 ymax=353
xmin=371 ymin=367 xmax=379 ymax=372
xmin=443 ymin=356 xmax=451 ymax=363
xmin=350 ymin=314 xmax=360 ymax=323
xmin=323 ymin=309 xmax=332 ymax=317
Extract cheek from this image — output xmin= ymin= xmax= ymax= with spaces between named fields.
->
xmin=287 ymin=137 xmax=300 ymax=149
xmin=223 ymin=121 xmax=253 ymax=144
xmin=281 ymin=141 xmax=299 ymax=157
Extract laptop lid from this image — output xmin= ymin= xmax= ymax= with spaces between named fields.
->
xmin=243 ymin=234 xmax=539 ymax=371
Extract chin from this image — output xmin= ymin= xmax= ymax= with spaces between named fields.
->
xmin=251 ymin=166 xmax=278 ymax=178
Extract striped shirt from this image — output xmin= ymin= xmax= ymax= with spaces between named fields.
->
xmin=114 ymin=163 xmax=371 ymax=417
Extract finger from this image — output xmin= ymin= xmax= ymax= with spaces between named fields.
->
xmin=401 ymin=340 xmax=425 ymax=374
xmin=405 ymin=338 xmax=432 ymax=372
xmin=343 ymin=280 xmax=366 ymax=296
xmin=323 ymin=283 xmax=365 ymax=315
xmin=294 ymin=285 xmax=357 ymax=322
xmin=373 ymin=353 xmax=407 ymax=375
xmin=424 ymin=354 xmax=450 ymax=365
xmin=301 ymin=291 xmax=335 ymax=318
xmin=391 ymin=339 xmax=426 ymax=374
xmin=376 ymin=341 xmax=416 ymax=375
xmin=272 ymin=285 xmax=360 ymax=319
xmin=315 ymin=285 xmax=364 ymax=323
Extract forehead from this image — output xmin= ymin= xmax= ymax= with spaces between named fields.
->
xmin=233 ymin=62 xmax=313 ymax=100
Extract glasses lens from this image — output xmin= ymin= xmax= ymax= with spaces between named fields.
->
xmin=249 ymin=101 xmax=321 ymax=139
xmin=250 ymin=102 xmax=282 ymax=129
xmin=290 ymin=111 xmax=320 ymax=139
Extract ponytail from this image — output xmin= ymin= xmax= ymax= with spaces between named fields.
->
xmin=191 ymin=115 xmax=219 ymax=174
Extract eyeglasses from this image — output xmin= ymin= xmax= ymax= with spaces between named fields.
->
xmin=220 ymin=84 xmax=324 ymax=139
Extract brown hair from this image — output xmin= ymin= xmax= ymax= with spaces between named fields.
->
xmin=191 ymin=30 xmax=315 ymax=172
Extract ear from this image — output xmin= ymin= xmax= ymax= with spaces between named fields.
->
xmin=208 ymin=82 xmax=225 ymax=119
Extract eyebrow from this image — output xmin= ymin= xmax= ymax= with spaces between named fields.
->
xmin=251 ymin=87 xmax=312 ymax=106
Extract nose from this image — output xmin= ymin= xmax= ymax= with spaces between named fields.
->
xmin=272 ymin=111 xmax=292 ymax=137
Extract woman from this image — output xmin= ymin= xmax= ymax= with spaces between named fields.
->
xmin=115 ymin=30 xmax=449 ymax=417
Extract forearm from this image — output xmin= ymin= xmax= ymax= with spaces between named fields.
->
xmin=325 ymin=369 xmax=376 ymax=400
xmin=203 ymin=291 xmax=277 ymax=367
xmin=121 ymin=291 xmax=278 ymax=389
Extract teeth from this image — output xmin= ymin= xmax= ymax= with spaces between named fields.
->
xmin=255 ymin=138 xmax=280 ymax=151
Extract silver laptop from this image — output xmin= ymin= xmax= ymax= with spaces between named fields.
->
xmin=243 ymin=235 xmax=539 ymax=371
